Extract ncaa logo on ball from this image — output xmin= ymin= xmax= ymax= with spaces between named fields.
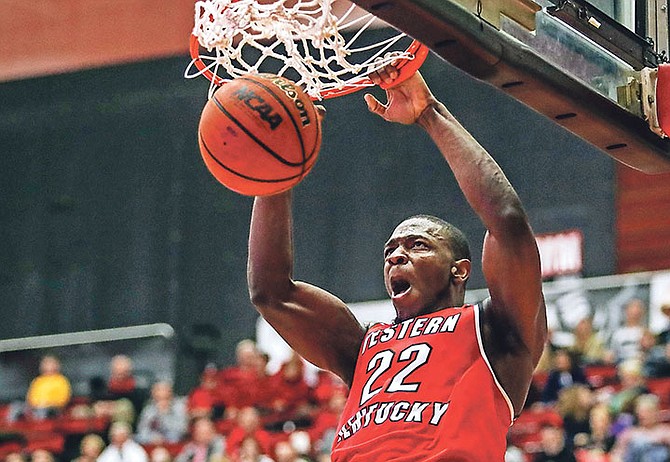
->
xmin=232 ymin=85 xmax=283 ymax=130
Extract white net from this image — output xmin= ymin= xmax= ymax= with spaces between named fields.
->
xmin=185 ymin=0 xmax=421 ymax=99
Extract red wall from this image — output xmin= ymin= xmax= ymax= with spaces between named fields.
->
xmin=0 ymin=0 xmax=195 ymax=82
xmin=616 ymin=163 xmax=670 ymax=272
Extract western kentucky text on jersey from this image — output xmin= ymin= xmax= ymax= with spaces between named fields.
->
xmin=360 ymin=312 xmax=461 ymax=354
xmin=332 ymin=306 xmax=514 ymax=460
xmin=336 ymin=400 xmax=450 ymax=442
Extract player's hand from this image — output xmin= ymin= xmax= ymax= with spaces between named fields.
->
xmin=364 ymin=64 xmax=437 ymax=125
xmin=315 ymin=105 xmax=326 ymax=125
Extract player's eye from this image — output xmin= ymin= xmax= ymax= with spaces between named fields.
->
xmin=412 ymin=240 xmax=428 ymax=249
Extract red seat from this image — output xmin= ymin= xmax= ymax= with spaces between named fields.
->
xmin=0 ymin=403 xmax=11 ymax=421
xmin=0 ymin=418 xmax=57 ymax=434
xmin=584 ymin=364 xmax=618 ymax=388
xmin=509 ymin=407 xmax=562 ymax=448
xmin=0 ymin=441 xmax=24 ymax=458
xmin=532 ymin=371 xmax=549 ymax=389
xmin=56 ymin=415 xmax=109 ymax=434
xmin=142 ymin=441 xmax=187 ymax=458
xmin=646 ymin=377 xmax=670 ymax=407
xmin=23 ymin=433 xmax=65 ymax=453
xmin=163 ymin=441 xmax=187 ymax=457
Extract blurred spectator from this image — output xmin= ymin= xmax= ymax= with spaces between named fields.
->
xmin=556 ymin=384 xmax=594 ymax=448
xmin=150 ymin=447 xmax=173 ymax=462
xmin=108 ymin=355 xmax=137 ymax=396
xmin=219 ymin=340 xmax=261 ymax=384
xmin=99 ymin=421 xmax=149 ymax=462
xmin=234 ymin=437 xmax=274 ymax=462
xmin=311 ymin=371 xmax=346 ymax=409
xmin=71 ymin=433 xmax=106 ymax=462
xmin=609 ymin=394 xmax=670 ymax=462
xmin=266 ymin=353 xmax=313 ymax=427
xmin=569 ymin=318 xmax=607 ymax=365
xmin=174 ymin=417 xmax=226 ymax=462
xmin=644 ymin=342 xmax=670 ymax=378
xmin=92 ymin=396 xmax=136 ymax=427
xmin=657 ymin=303 xmax=670 ymax=345
xmin=225 ymin=407 xmax=272 ymax=459
xmin=10 ymin=354 xmax=72 ymax=421
xmin=504 ymin=441 xmax=525 ymax=462
xmin=218 ymin=341 xmax=268 ymax=418
xmin=541 ymin=349 xmax=590 ymax=404
xmin=573 ymin=403 xmax=616 ymax=461
xmin=608 ymin=358 xmax=649 ymax=417
xmin=30 ymin=450 xmax=54 ymax=462
xmin=273 ymin=440 xmax=309 ymax=462
xmin=608 ymin=298 xmax=646 ymax=363
xmin=91 ymin=355 xmax=144 ymax=423
xmin=308 ymin=389 xmax=346 ymax=457
xmin=135 ymin=381 xmax=188 ymax=445
xmin=533 ymin=424 xmax=577 ymax=462
xmin=188 ymin=365 xmax=225 ymax=420
xmin=286 ymin=432 xmax=310 ymax=461
xmin=4 ymin=453 xmax=26 ymax=462
xmin=535 ymin=330 xmax=558 ymax=374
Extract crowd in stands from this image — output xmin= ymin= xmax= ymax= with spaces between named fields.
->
xmin=1 ymin=297 xmax=670 ymax=462
xmin=508 ymin=298 xmax=670 ymax=462
xmin=0 ymin=342 xmax=348 ymax=462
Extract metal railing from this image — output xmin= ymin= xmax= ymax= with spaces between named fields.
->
xmin=0 ymin=323 xmax=175 ymax=353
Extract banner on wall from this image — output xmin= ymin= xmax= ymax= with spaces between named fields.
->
xmin=536 ymin=229 xmax=583 ymax=279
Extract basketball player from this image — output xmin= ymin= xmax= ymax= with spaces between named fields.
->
xmin=246 ymin=65 xmax=547 ymax=460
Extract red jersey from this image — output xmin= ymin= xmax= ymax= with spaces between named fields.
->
xmin=331 ymin=304 xmax=514 ymax=461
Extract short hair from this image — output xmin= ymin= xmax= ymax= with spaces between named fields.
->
xmin=80 ymin=433 xmax=105 ymax=453
xmin=635 ymin=393 xmax=660 ymax=411
xmin=236 ymin=339 xmax=257 ymax=354
xmin=406 ymin=214 xmax=471 ymax=261
xmin=109 ymin=421 xmax=132 ymax=437
xmin=618 ymin=358 xmax=643 ymax=377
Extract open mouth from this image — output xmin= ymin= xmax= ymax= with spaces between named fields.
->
xmin=391 ymin=279 xmax=411 ymax=297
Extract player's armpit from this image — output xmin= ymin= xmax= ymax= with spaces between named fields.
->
xmin=480 ymin=230 xmax=547 ymax=412
xmin=253 ymin=281 xmax=365 ymax=386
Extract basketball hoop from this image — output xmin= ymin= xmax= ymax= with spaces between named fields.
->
xmin=185 ymin=0 xmax=429 ymax=99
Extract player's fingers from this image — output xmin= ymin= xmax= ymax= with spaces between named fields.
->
xmin=315 ymin=105 xmax=326 ymax=124
xmin=364 ymin=93 xmax=385 ymax=116
xmin=368 ymin=70 xmax=383 ymax=85
xmin=375 ymin=65 xmax=399 ymax=86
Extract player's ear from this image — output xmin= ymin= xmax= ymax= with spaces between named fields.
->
xmin=450 ymin=259 xmax=471 ymax=284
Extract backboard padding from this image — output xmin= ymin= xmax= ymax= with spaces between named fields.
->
xmin=350 ymin=0 xmax=670 ymax=173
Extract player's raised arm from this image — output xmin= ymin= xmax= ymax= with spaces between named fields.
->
xmin=247 ymin=192 xmax=365 ymax=385
xmin=366 ymin=67 xmax=547 ymax=412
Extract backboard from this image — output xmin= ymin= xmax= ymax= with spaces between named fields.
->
xmin=346 ymin=0 xmax=670 ymax=173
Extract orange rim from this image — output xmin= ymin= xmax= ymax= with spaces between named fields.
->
xmin=189 ymin=34 xmax=430 ymax=99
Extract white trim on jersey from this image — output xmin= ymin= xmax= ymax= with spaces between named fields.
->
xmin=473 ymin=302 xmax=516 ymax=425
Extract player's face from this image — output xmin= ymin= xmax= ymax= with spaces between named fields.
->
xmin=383 ymin=218 xmax=456 ymax=320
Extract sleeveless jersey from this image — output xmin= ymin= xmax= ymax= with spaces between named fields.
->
xmin=331 ymin=304 xmax=514 ymax=461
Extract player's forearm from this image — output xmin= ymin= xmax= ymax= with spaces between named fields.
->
xmin=247 ymin=191 xmax=295 ymax=306
xmin=417 ymin=102 xmax=529 ymax=236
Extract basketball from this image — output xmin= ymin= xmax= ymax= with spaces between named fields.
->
xmin=197 ymin=73 xmax=322 ymax=196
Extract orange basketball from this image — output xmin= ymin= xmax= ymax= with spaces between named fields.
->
xmin=198 ymin=74 xmax=322 ymax=196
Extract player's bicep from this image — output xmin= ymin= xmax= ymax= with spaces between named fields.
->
xmin=255 ymin=280 xmax=365 ymax=385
